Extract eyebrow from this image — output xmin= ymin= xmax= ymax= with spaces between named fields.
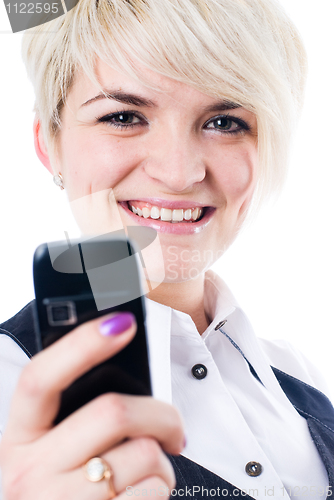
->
xmin=205 ymin=101 xmax=242 ymax=112
xmin=81 ymin=91 xmax=156 ymax=108
xmin=81 ymin=90 xmax=242 ymax=112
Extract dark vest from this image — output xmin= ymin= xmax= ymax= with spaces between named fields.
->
xmin=1 ymin=302 xmax=334 ymax=499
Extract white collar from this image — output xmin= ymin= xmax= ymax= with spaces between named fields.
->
xmin=144 ymin=269 xmax=290 ymax=405
xmin=144 ymin=270 xmax=238 ymax=403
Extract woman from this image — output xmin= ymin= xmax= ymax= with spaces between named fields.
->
xmin=0 ymin=0 xmax=333 ymax=498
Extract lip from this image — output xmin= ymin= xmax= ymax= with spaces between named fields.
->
xmin=123 ymin=198 xmax=209 ymax=210
xmin=118 ymin=201 xmax=216 ymax=235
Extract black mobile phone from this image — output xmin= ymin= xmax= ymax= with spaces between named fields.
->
xmin=33 ymin=232 xmax=152 ymax=424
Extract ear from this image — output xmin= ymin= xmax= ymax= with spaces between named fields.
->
xmin=33 ymin=116 xmax=53 ymax=175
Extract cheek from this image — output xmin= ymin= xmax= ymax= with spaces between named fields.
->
xmin=215 ymin=146 xmax=257 ymax=203
xmin=59 ymin=130 xmax=143 ymax=196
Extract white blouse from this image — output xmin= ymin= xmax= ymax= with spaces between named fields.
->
xmin=145 ymin=270 xmax=329 ymax=499
xmin=0 ymin=269 xmax=330 ymax=499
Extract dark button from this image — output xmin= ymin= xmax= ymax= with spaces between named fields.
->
xmin=191 ymin=364 xmax=208 ymax=380
xmin=245 ymin=462 xmax=263 ymax=477
xmin=214 ymin=319 xmax=227 ymax=330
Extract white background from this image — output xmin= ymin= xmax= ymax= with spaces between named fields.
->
xmin=0 ymin=2 xmax=333 ymax=393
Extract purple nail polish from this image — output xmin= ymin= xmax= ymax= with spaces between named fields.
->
xmin=99 ymin=312 xmax=136 ymax=336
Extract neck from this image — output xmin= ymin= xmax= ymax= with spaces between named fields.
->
xmin=146 ymin=273 xmax=211 ymax=335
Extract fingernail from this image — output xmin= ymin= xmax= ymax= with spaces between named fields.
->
xmin=99 ymin=312 xmax=136 ymax=336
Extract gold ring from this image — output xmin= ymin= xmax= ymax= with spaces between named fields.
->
xmin=83 ymin=457 xmax=116 ymax=498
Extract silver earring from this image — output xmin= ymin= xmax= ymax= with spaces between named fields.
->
xmin=53 ymin=172 xmax=64 ymax=190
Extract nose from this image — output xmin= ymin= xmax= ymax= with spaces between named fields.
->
xmin=143 ymin=129 xmax=206 ymax=192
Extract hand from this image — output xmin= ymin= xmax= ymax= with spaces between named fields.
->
xmin=0 ymin=312 xmax=184 ymax=499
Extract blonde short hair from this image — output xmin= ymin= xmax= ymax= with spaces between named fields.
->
xmin=22 ymin=0 xmax=307 ymax=207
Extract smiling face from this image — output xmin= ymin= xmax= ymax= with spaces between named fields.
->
xmin=50 ymin=59 xmax=258 ymax=283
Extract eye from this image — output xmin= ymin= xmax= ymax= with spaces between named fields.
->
xmin=112 ymin=113 xmax=141 ymax=125
xmin=208 ymin=117 xmax=236 ymax=131
xmin=204 ymin=115 xmax=250 ymax=134
xmin=97 ymin=111 xmax=145 ymax=129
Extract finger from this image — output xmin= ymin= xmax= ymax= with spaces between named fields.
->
xmin=116 ymin=477 xmax=172 ymax=500
xmin=104 ymin=438 xmax=176 ymax=493
xmin=0 ymin=436 xmax=177 ymax=500
xmin=41 ymin=394 xmax=184 ymax=467
xmin=66 ymin=472 xmax=172 ymax=500
xmin=5 ymin=312 xmax=137 ymax=442
xmin=66 ymin=437 xmax=176 ymax=499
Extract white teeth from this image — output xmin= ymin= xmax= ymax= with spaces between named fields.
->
xmin=128 ymin=203 xmax=204 ymax=222
xmin=142 ymin=207 xmax=150 ymax=218
xmin=172 ymin=209 xmax=184 ymax=222
xmin=150 ymin=206 xmax=160 ymax=219
xmin=160 ymin=208 xmax=172 ymax=221
xmin=192 ymin=207 xmax=200 ymax=220
xmin=184 ymin=209 xmax=192 ymax=220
